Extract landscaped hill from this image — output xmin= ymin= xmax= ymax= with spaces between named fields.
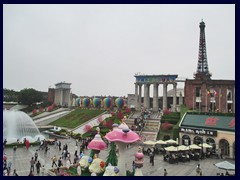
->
xmin=49 ymin=109 xmax=105 ymax=129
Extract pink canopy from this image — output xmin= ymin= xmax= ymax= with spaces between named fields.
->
xmin=88 ymin=127 xmax=107 ymax=151
xmin=104 ymin=119 xmax=140 ymax=143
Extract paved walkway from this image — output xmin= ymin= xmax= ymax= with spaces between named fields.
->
xmin=4 ymin=138 xmax=235 ymax=176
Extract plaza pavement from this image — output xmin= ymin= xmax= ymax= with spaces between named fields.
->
xmin=4 ymin=138 xmax=235 ymax=176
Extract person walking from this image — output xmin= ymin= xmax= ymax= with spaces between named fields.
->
xmin=41 ymin=165 xmax=45 ymax=176
xmin=30 ymin=157 xmax=35 ymax=172
xmin=164 ymin=169 xmax=168 ymax=176
xmin=34 ymin=150 xmax=39 ymax=162
xmin=58 ymin=141 xmax=61 ymax=151
xmin=196 ymin=164 xmax=202 ymax=176
xmin=36 ymin=161 xmax=41 ymax=175
xmin=28 ymin=170 xmax=34 ymax=176
xmin=13 ymin=169 xmax=19 ymax=176
xmin=149 ymin=151 xmax=155 ymax=166
xmin=51 ymin=155 xmax=58 ymax=168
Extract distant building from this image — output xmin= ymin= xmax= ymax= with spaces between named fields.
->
xmin=184 ymin=21 xmax=235 ymax=113
xmin=54 ymin=82 xmax=71 ymax=107
xmin=179 ymin=112 xmax=235 ymax=159
xmin=47 ymin=88 xmax=55 ymax=103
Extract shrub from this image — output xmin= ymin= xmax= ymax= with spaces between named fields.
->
xmin=163 ymin=109 xmax=171 ymax=115
xmin=161 ymin=121 xmax=173 ymax=131
xmin=117 ymin=112 xmax=124 ymax=120
xmin=103 ymin=120 xmax=113 ymax=128
xmin=125 ymin=107 xmax=131 ymax=113
xmin=32 ymin=109 xmax=37 ymax=115
xmin=84 ymin=124 xmax=92 ymax=133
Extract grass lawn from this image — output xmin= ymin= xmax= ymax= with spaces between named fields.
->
xmin=49 ymin=109 xmax=105 ymax=129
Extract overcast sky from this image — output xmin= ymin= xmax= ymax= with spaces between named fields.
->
xmin=3 ymin=4 xmax=235 ymax=97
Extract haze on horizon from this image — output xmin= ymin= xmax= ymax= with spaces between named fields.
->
xmin=3 ymin=4 xmax=235 ymax=97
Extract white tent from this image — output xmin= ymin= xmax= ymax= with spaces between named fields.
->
xmin=214 ymin=161 xmax=235 ymax=171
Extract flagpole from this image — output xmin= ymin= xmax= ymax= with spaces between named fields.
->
xmin=219 ymin=89 xmax=221 ymax=112
xmin=206 ymin=89 xmax=208 ymax=112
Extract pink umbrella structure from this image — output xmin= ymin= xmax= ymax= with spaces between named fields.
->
xmin=88 ymin=127 xmax=107 ymax=158
xmin=104 ymin=116 xmax=140 ymax=176
xmin=134 ymin=146 xmax=144 ymax=176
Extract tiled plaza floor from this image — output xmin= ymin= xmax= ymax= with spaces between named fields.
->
xmin=4 ymin=138 xmax=235 ymax=176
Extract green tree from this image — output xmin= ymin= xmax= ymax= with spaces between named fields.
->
xmin=18 ymin=88 xmax=43 ymax=106
xmin=3 ymin=88 xmax=19 ymax=102
xmin=105 ymin=142 xmax=118 ymax=166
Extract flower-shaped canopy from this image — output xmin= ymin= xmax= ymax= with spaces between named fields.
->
xmin=88 ymin=127 xmax=107 ymax=151
xmin=105 ymin=117 xmax=140 ymax=143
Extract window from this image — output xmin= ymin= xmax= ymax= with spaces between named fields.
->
xmin=196 ymin=87 xmax=201 ymax=97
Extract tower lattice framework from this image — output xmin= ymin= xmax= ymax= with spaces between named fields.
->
xmin=194 ymin=20 xmax=212 ymax=80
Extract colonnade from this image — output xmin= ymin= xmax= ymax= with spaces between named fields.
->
xmin=134 ymin=82 xmax=177 ymax=112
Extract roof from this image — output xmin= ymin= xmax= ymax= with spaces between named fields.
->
xmin=180 ymin=112 xmax=235 ymax=132
xmin=167 ymin=88 xmax=184 ymax=97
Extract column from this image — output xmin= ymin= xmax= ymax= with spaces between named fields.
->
xmin=173 ymin=83 xmax=177 ymax=112
xmin=179 ymin=92 xmax=183 ymax=105
xmin=135 ymin=83 xmax=139 ymax=110
xmin=229 ymin=145 xmax=233 ymax=159
xmin=233 ymin=87 xmax=235 ymax=113
xmin=138 ymin=84 xmax=142 ymax=109
xmin=153 ymin=83 xmax=159 ymax=112
xmin=144 ymin=84 xmax=150 ymax=109
xmin=60 ymin=89 xmax=63 ymax=106
xmin=163 ymin=83 xmax=168 ymax=110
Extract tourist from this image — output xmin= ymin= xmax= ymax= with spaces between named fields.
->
xmin=51 ymin=155 xmax=58 ymax=168
xmin=7 ymin=160 xmax=12 ymax=176
xmin=13 ymin=145 xmax=17 ymax=154
xmin=196 ymin=164 xmax=202 ymax=176
xmin=3 ymin=168 xmax=8 ymax=176
xmin=149 ymin=150 xmax=155 ymax=166
xmin=3 ymin=139 xmax=7 ymax=147
xmin=39 ymin=140 xmax=44 ymax=150
xmin=34 ymin=150 xmax=39 ymax=162
xmin=78 ymin=134 xmax=82 ymax=142
xmin=132 ymin=161 xmax=135 ymax=173
xmin=30 ymin=157 xmax=35 ymax=172
xmin=74 ymin=144 xmax=78 ymax=156
xmin=164 ymin=169 xmax=168 ymax=176
xmin=13 ymin=169 xmax=19 ymax=176
xmin=36 ymin=160 xmax=41 ymax=175
xmin=225 ymin=170 xmax=230 ymax=176
xmin=41 ymin=165 xmax=45 ymax=176
xmin=58 ymin=140 xmax=61 ymax=151
xmin=28 ymin=170 xmax=34 ymax=176
xmin=58 ymin=157 xmax=63 ymax=167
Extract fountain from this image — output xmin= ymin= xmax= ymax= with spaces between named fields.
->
xmin=3 ymin=110 xmax=45 ymax=144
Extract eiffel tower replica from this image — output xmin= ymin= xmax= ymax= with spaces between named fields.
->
xmin=194 ymin=20 xmax=212 ymax=80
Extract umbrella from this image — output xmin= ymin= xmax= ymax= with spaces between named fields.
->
xmin=177 ymin=145 xmax=188 ymax=151
xmin=214 ymin=161 xmax=235 ymax=171
xmin=198 ymin=143 xmax=212 ymax=148
xmin=164 ymin=146 xmax=178 ymax=152
xmin=156 ymin=140 xmax=167 ymax=145
xmin=165 ymin=139 xmax=177 ymax=144
xmin=188 ymin=144 xmax=201 ymax=149
xmin=143 ymin=140 xmax=156 ymax=145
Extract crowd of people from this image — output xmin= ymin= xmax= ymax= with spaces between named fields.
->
xmin=3 ymin=135 xmax=95 ymax=176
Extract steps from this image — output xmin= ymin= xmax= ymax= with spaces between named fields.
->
xmin=126 ymin=112 xmax=161 ymax=141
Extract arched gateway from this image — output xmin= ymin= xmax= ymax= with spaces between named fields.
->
xmin=134 ymin=74 xmax=178 ymax=112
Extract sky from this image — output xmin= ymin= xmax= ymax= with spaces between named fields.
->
xmin=3 ymin=4 xmax=235 ymax=97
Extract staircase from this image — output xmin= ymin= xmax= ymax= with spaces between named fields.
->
xmin=126 ymin=112 xmax=161 ymax=141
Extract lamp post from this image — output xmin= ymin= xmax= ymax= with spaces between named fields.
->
xmin=201 ymin=129 xmax=204 ymax=159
